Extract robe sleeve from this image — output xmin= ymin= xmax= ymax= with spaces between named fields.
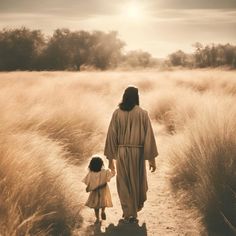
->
xmin=143 ymin=111 xmax=158 ymax=160
xmin=104 ymin=111 xmax=118 ymax=160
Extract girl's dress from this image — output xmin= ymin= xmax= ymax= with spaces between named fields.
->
xmin=82 ymin=169 xmax=115 ymax=209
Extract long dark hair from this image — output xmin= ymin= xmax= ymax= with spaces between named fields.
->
xmin=119 ymin=86 xmax=139 ymax=111
xmin=88 ymin=156 xmax=104 ymax=172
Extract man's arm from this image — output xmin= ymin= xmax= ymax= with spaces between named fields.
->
xmin=108 ymin=159 xmax=116 ymax=171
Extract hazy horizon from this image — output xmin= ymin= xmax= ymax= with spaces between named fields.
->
xmin=0 ymin=0 xmax=236 ymax=57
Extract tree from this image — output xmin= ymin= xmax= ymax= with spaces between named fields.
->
xmin=192 ymin=43 xmax=236 ymax=68
xmin=168 ymin=50 xmax=188 ymax=66
xmin=89 ymin=31 xmax=125 ymax=70
xmin=41 ymin=29 xmax=73 ymax=70
xmin=0 ymin=27 xmax=45 ymax=70
xmin=123 ymin=50 xmax=152 ymax=68
xmin=41 ymin=29 xmax=125 ymax=70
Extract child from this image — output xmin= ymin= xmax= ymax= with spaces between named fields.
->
xmin=82 ymin=156 xmax=115 ymax=223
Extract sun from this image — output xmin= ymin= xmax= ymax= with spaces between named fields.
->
xmin=123 ymin=2 xmax=143 ymax=19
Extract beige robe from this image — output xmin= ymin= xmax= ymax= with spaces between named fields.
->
xmin=104 ymin=105 xmax=158 ymax=218
xmin=82 ymin=169 xmax=115 ymax=209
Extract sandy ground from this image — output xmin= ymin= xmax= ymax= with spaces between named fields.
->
xmin=75 ymin=134 xmax=202 ymax=236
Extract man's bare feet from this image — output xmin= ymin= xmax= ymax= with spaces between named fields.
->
xmin=94 ymin=218 xmax=100 ymax=224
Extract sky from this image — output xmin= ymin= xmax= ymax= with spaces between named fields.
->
xmin=0 ymin=0 xmax=236 ymax=58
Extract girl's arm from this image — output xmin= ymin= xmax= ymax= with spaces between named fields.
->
xmin=86 ymin=183 xmax=107 ymax=192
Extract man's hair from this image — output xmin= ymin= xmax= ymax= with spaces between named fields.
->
xmin=119 ymin=86 xmax=139 ymax=111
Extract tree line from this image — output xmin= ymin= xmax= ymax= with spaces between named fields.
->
xmin=0 ymin=27 xmax=236 ymax=70
xmin=0 ymin=27 xmax=155 ymax=71
xmin=168 ymin=42 xmax=236 ymax=68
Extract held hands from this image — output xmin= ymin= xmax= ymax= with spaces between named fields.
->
xmin=148 ymin=159 xmax=156 ymax=172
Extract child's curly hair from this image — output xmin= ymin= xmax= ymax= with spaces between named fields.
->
xmin=88 ymin=156 xmax=104 ymax=172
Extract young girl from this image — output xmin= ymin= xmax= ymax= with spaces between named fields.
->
xmin=82 ymin=156 xmax=115 ymax=223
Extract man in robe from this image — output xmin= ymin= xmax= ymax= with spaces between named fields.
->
xmin=104 ymin=86 xmax=158 ymax=223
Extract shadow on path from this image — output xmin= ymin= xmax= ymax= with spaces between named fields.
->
xmin=87 ymin=219 xmax=147 ymax=236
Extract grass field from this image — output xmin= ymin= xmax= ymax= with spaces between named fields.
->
xmin=0 ymin=69 xmax=235 ymax=235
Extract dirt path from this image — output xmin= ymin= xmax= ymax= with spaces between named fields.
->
xmin=74 ymin=135 xmax=201 ymax=236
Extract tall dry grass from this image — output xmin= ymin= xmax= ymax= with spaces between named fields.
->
xmin=0 ymin=69 xmax=235 ymax=235
xmin=0 ymin=132 xmax=81 ymax=235
xmin=168 ymin=96 xmax=236 ymax=235
xmin=0 ymin=74 xmax=110 ymax=235
xmin=147 ymin=87 xmax=199 ymax=134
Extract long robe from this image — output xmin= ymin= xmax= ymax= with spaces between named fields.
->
xmin=104 ymin=105 xmax=158 ymax=218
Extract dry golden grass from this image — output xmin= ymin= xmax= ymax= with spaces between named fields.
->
xmin=0 ymin=133 xmax=78 ymax=235
xmin=167 ymin=95 xmax=236 ymax=235
xmin=0 ymin=69 xmax=235 ymax=235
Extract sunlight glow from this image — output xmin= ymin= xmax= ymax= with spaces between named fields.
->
xmin=123 ymin=2 xmax=143 ymax=19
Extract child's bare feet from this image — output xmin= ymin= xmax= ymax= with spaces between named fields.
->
xmin=101 ymin=212 xmax=106 ymax=220
xmin=101 ymin=207 xmax=106 ymax=220
xmin=129 ymin=217 xmax=138 ymax=223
